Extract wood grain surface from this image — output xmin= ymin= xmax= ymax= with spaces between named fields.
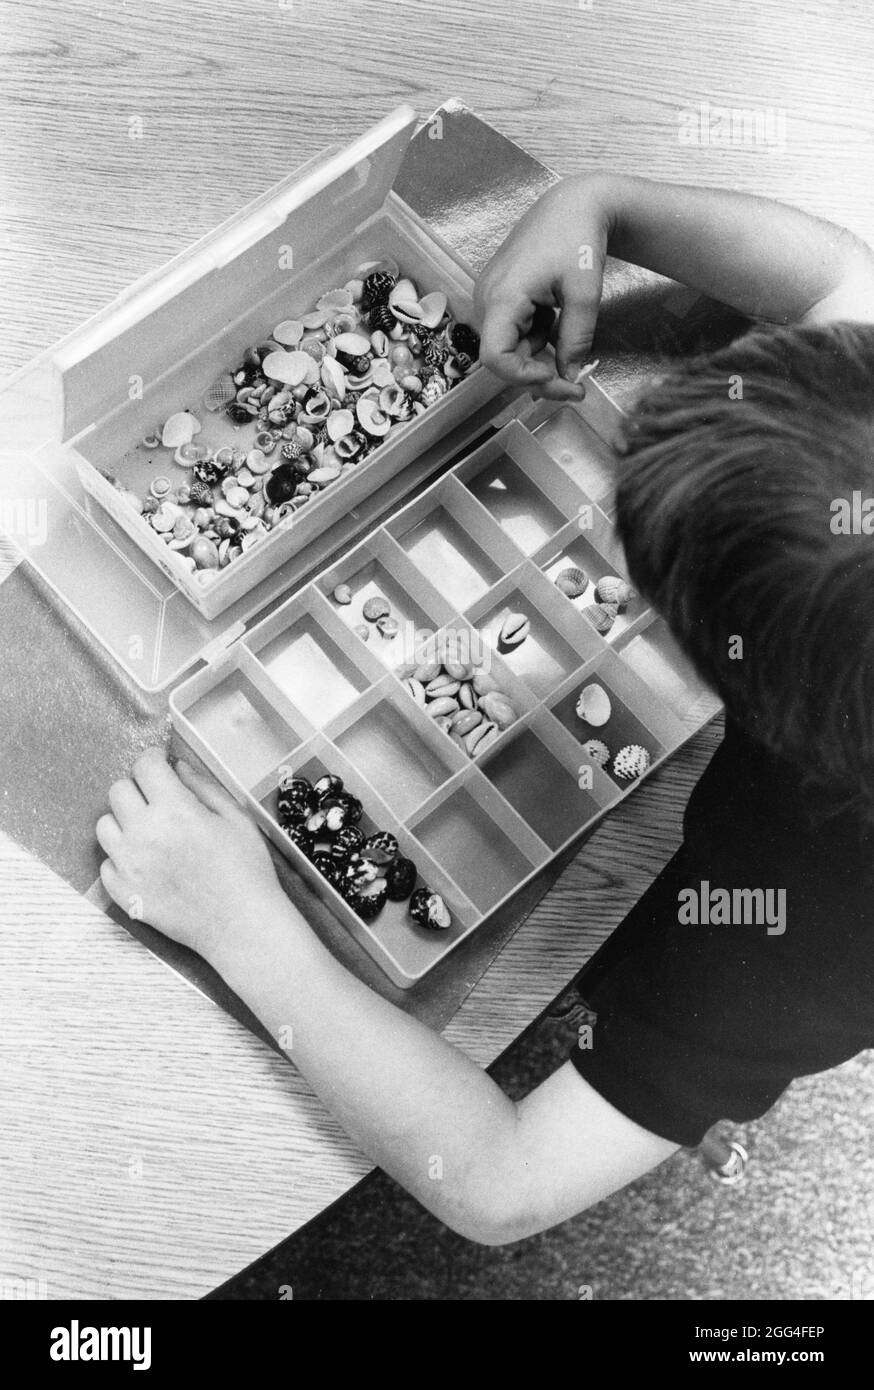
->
xmin=0 ymin=0 xmax=869 ymax=1299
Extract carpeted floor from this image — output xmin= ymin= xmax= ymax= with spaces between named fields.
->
xmin=209 ymin=1006 xmax=874 ymax=1300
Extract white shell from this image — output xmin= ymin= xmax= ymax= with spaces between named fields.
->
xmin=388 ymin=278 xmax=417 ymax=308
xmin=309 ymin=465 xmax=342 ymax=486
xmin=273 ymin=319 xmax=304 ymax=347
xmin=316 ymin=288 xmax=353 ymax=313
xmin=369 ymin=330 xmax=390 ymax=357
xmin=331 ymin=331 xmax=371 ymax=357
xmin=390 ymin=298 xmax=423 ymax=325
xmin=326 ymin=409 xmax=355 ymax=442
xmin=356 ymin=397 xmax=391 ymax=437
xmin=246 ymin=448 xmax=272 ymax=475
xmin=370 ymin=358 xmax=395 ymax=387
xmin=378 ymin=383 xmax=408 ymax=417
xmin=262 ymin=349 xmax=312 ymax=387
xmin=576 ymin=683 xmax=612 ymax=727
xmin=320 ymin=356 xmax=347 ymax=399
xmin=418 ymin=291 xmax=447 ymax=328
xmin=161 ymin=412 xmax=200 ymax=448
xmin=343 ymin=278 xmax=364 ymax=302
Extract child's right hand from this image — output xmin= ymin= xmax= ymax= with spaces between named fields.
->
xmin=473 ymin=174 xmax=609 ymax=400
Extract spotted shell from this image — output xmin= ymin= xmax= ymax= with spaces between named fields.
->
xmin=613 ymin=744 xmax=652 ymax=781
xmin=581 ymin=738 xmax=610 ymax=766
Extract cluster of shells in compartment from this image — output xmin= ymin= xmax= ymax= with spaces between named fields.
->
xmin=105 ymin=260 xmax=480 ymax=586
xmin=276 ymin=770 xmax=451 ymax=931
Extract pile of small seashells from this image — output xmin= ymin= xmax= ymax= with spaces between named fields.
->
xmin=111 ymin=261 xmax=480 ymax=586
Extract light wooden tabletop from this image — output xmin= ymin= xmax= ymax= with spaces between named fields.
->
xmin=1 ymin=0 xmax=871 ymax=1299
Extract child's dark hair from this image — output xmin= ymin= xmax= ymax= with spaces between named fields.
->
xmin=616 ymin=321 xmax=874 ymax=822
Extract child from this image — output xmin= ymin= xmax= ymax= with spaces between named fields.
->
xmin=96 ymin=175 xmax=874 ymax=1246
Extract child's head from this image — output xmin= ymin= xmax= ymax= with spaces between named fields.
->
xmin=616 ymin=321 xmax=874 ymax=817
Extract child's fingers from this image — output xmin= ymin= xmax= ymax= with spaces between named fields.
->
xmin=479 ymin=299 xmax=554 ymax=386
xmin=555 ymin=285 xmax=601 ymax=381
xmin=96 ymin=813 xmax=122 ymax=859
xmin=174 ymin=757 xmax=245 ymax=819
xmin=131 ymin=745 xmax=194 ymax=806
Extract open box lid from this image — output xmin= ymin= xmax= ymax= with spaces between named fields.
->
xmin=52 ymin=105 xmax=418 ymax=440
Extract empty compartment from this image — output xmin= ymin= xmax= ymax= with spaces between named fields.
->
xmin=549 ymin=655 xmax=674 ymax=787
xmin=318 ymin=530 xmax=455 ymax=668
xmin=246 ymin=589 xmax=378 ymax=727
xmin=182 ymin=658 xmax=308 ymax=788
xmin=535 ymin=518 xmax=648 ymax=642
xmin=478 ymin=716 xmax=605 ymax=851
xmin=409 ymin=774 xmax=546 ymax=914
xmin=467 ymin=566 xmax=603 ymax=701
xmin=455 ymin=421 xmax=583 ymax=555
xmin=326 ymin=680 xmax=464 ymax=820
xmin=618 ymin=618 xmax=722 ymax=729
xmin=534 ymin=404 xmax=624 ymax=512
xmin=387 ymin=475 xmax=520 ymax=611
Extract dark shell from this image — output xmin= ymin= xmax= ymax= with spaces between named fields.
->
xmin=385 ymin=856 xmax=417 ymax=901
xmin=335 ymin=350 xmax=371 ymax=376
xmin=314 ymin=773 xmax=344 ymax=803
xmin=348 ymin=880 xmax=388 ymax=921
xmin=409 ymin=887 xmax=452 ymax=931
xmin=361 ymin=270 xmax=397 ymax=311
xmin=284 ymin=823 xmax=314 ymax=858
xmin=280 ymin=437 xmax=305 ymax=462
xmin=423 ymin=339 xmax=446 ymax=370
xmin=342 ymin=853 xmax=381 ymax=893
xmin=226 ymin=401 xmax=255 ymax=425
xmin=448 ymin=322 xmax=480 ymax=359
xmin=277 ymin=777 xmax=316 ymax=825
xmin=216 ymin=517 xmax=240 ymax=539
xmin=265 ymin=463 xmax=299 ymax=504
xmin=194 ymin=457 xmax=230 ymax=485
xmin=322 ymin=791 xmax=363 ymax=829
xmin=361 ymin=830 xmax=399 ymax=867
xmin=331 ymin=826 xmax=365 ymax=861
xmin=368 ymin=302 xmax=395 ymax=334
xmin=312 ymin=853 xmax=344 ymax=891
xmin=188 ymin=480 xmax=213 ymax=508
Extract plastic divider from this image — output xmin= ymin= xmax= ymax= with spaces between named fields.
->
xmin=244 ymin=585 xmax=383 ymax=726
xmin=407 ymin=763 xmax=550 ymax=915
xmin=465 ymin=561 xmax=605 ymax=699
xmin=386 ymin=472 xmax=523 ymax=608
xmin=321 ymin=672 xmax=468 ymax=819
xmin=454 ymin=420 xmax=586 ymax=554
xmin=170 ymin=645 xmax=314 ymax=793
xmin=316 ymin=529 xmax=457 ymax=666
xmin=531 ymin=401 xmax=626 ymax=515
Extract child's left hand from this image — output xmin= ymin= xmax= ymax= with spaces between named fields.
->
xmin=96 ymin=747 xmax=286 ymax=959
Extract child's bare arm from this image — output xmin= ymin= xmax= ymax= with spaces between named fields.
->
xmin=97 ymin=750 xmax=676 ymax=1245
xmin=474 ymin=173 xmax=874 ymax=398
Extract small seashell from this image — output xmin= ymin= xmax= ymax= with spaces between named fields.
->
xmin=356 ymin=397 xmax=391 ymax=437
xmin=613 ymin=744 xmax=652 ymax=781
xmin=149 ymin=475 xmax=173 ymax=501
xmin=400 ymin=373 xmax=423 ymax=395
xmin=321 ymin=356 xmax=347 ymax=400
xmin=595 ymin=575 xmax=637 ymax=610
xmin=215 ymin=498 xmax=246 ymax=519
xmin=576 ymin=683 xmax=612 ymax=727
xmin=174 ymin=442 xmax=209 ymax=469
xmin=413 ymin=660 xmax=441 ymax=683
xmin=300 ymin=390 xmax=332 ymax=424
xmin=150 ymin=502 xmax=180 ymax=533
xmin=362 ymin=595 xmax=390 ymax=623
xmin=262 ymin=349 xmax=312 ymax=387
xmin=403 ymin=677 xmax=427 ymax=706
xmin=426 ymin=676 xmax=461 ymax=699
xmin=582 ymin=601 xmax=619 ymax=636
xmin=449 ymin=709 xmax=482 ymax=737
xmin=301 ymin=309 xmax=329 ymax=330
xmin=344 ymin=278 xmax=364 ymax=302
xmin=582 ymin=738 xmax=611 ymax=766
xmin=225 ymin=485 xmax=250 ymax=509
xmin=200 ymin=372 xmax=234 ymax=408
xmin=353 ymin=624 xmax=371 ymax=642
xmin=140 ymin=434 xmax=162 ymax=450
xmin=245 ymin=448 xmax=272 ymax=476
xmin=420 ymin=373 xmax=448 ymax=407
xmin=464 ymin=719 xmax=498 ymax=756
xmin=300 ymin=335 xmax=325 ymax=362
xmin=370 ymin=330 xmax=390 ymax=357
xmin=377 ymin=615 xmax=399 ymax=639
xmin=388 ymin=278 xmax=417 ymax=309
xmin=326 ymin=408 xmax=355 ymax=442
xmin=378 ymin=383 xmax=411 ymax=419
xmin=273 ymin=320 xmax=304 ymax=347
xmin=235 ymin=466 xmax=256 ymax=487
xmin=325 ymin=311 xmax=360 ymax=339
xmin=409 ymin=887 xmax=451 ymax=931
xmin=190 ymin=535 xmax=220 ymax=569
xmin=555 ymin=566 xmax=588 ymax=599
xmin=498 ymin=612 xmax=530 ymax=649
xmin=332 ymin=331 xmax=371 ymax=358
xmin=418 ymin=291 xmax=448 ymax=328
xmin=471 ymin=670 xmax=500 ymax=697
xmin=317 ymin=288 xmax=354 ymax=313
xmin=161 ymin=411 xmax=200 ymax=448
xmin=332 ymin=583 xmax=353 ymax=605
xmin=309 ymin=466 xmax=342 ymax=487
xmin=335 ymin=432 xmax=363 ymax=459
xmin=458 ymin=683 xmax=477 ymax=710
xmin=444 ymin=658 xmax=473 ymax=681
xmin=428 ymin=696 xmax=461 ymax=719
xmin=478 ymin=691 xmax=517 ymax=730
xmin=370 ymin=358 xmax=395 ymax=387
